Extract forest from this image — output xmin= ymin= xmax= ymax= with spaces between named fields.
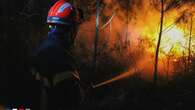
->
xmin=0 ymin=0 xmax=195 ymax=110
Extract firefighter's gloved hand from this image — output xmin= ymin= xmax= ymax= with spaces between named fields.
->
xmin=31 ymin=68 xmax=42 ymax=81
xmin=35 ymin=73 xmax=41 ymax=81
xmin=53 ymin=71 xmax=78 ymax=87
xmin=43 ymin=77 xmax=51 ymax=88
xmin=31 ymin=68 xmax=52 ymax=87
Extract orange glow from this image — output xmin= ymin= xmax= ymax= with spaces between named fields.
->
xmin=139 ymin=17 xmax=189 ymax=59
xmin=161 ymin=26 xmax=186 ymax=54
xmin=146 ymin=25 xmax=187 ymax=59
xmin=76 ymin=0 xmax=195 ymax=81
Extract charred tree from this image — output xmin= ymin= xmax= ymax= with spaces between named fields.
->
xmin=125 ymin=0 xmax=130 ymax=47
xmin=154 ymin=0 xmax=164 ymax=85
xmin=188 ymin=16 xmax=193 ymax=72
xmin=93 ymin=0 xmax=100 ymax=72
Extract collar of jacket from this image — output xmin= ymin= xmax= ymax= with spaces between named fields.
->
xmin=48 ymin=30 xmax=72 ymax=50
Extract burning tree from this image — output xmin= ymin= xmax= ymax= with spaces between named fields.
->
xmin=188 ymin=16 xmax=193 ymax=72
xmin=75 ymin=0 xmax=195 ymax=82
xmin=153 ymin=0 xmax=165 ymax=85
xmin=152 ymin=0 xmax=195 ymax=84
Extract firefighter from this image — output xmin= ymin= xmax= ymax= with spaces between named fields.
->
xmin=32 ymin=0 xmax=83 ymax=110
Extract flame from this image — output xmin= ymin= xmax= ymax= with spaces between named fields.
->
xmin=161 ymin=26 xmax=186 ymax=55
xmin=139 ymin=17 xmax=189 ymax=61
xmin=76 ymin=0 xmax=195 ymax=80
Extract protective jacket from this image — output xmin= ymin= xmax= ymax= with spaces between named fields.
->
xmin=32 ymin=30 xmax=79 ymax=86
xmin=32 ymin=31 xmax=80 ymax=110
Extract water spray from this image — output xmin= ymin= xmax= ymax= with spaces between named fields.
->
xmin=92 ymin=69 xmax=137 ymax=88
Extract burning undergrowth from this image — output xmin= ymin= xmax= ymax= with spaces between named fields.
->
xmin=74 ymin=0 xmax=195 ymax=82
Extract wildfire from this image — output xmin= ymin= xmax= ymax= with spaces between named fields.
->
xmin=140 ymin=21 xmax=188 ymax=60
xmin=77 ymin=0 xmax=195 ymax=81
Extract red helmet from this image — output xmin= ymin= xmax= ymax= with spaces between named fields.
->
xmin=47 ymin=0 xmax=78 ymax=25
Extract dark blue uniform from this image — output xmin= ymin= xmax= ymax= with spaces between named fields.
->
xmin=33 ymin=32 xmax=75 ymax=78
xmin=33 ymin=30 xmax=80 ymax=110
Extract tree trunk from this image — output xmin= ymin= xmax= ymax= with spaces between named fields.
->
xmin=93 ymin=0 xmax=100 ymax=72
xmin=126 ymin=0 xmax=130 ymax=47
xmin=188 ymin=16 xmax=193 ymax=72
xmin=153 ymin=0 xmax=164 ymax=85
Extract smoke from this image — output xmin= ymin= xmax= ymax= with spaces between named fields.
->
xmin=75 ymin=0 xmax=195 ymax=80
